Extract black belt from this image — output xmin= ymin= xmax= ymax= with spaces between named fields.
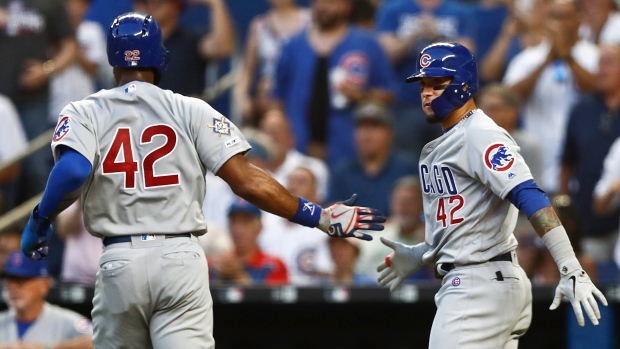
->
xmin=103 ymin=233 xmax=192 ymax=246
xmin=435 ymin=251 xmax=513 ymax=279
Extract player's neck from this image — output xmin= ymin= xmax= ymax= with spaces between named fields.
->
xmin=15 ymin=301 xmax=44 ymax=323
xmin=439 ymin=100 xmax=477 ymax=130
xmin=115 ymin=70 xmax=156 ymax=86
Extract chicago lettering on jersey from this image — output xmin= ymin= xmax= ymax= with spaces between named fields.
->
xmin=420 ymin=164 xmax=458 ymax=195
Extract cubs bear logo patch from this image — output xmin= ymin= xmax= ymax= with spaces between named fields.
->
xmin=483 ymin=143 xmax=515 ymax=172
xmin=53 ymin=116 xmax=71 ymax=142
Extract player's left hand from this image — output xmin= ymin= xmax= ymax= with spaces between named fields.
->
xmin=317 ymin=194 xmax=386 ymax=241
xmin=20 ymin=205 xmax=53 ymax=260
xmin=550 ymin=258 xmax=608 ymax=326
xmin=377 ymin=238 xmax=427 ymax=292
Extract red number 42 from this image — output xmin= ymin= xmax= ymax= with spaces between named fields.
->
xmin=102 ymin=125 xmax=180 ymax=189
xmin=436 ymin=195 xmax=465 ymax=228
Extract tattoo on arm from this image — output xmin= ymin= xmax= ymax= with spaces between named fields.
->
xmin=529 ymin=206 xmax=562 ymax=237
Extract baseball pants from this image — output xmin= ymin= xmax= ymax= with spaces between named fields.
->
xmin=429 ymin=250 xmax=532 ymax=349
xmin=92 ymin=235 xmax=214 ymax=349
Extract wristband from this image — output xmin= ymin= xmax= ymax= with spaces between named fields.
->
xmin=289 ymin=197 xmax=322 ymax=228
xmin=541 ymin=226 xmax=577 ymax=267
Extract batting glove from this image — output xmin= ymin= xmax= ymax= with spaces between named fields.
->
xmin=21 ymin=205 xmax=53 ymax=260
xmin=377 ymin=237 xmax=428 ymax=292
xmin=550 ymin=258 xmax=608 ymax=326
xmin=317 ymin=194 xmax=386 ymax=241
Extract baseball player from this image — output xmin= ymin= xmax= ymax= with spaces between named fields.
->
xmin=19 ymin=13 xmax=385 ymax=349
xmin=376 ymin=42 xmax=607 ymax=349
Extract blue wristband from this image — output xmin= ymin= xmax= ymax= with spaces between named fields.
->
xmin=289 ymin=197 xmax=322 ymax=228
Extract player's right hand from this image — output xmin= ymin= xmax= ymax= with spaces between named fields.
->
xmin=377 ymin=237 xmax=427 ymax=292
xmin=20 ymin=205 xmax=53 ymax=260
xmin=550 ymin=258 xmax=608 ymax=326
xmin=317 ymin=194 xmax=386 ymax=241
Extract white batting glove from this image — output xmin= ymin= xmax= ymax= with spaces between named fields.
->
xmin=376 ymin=237 xmax=428 ymax=292
xmin=550 ymin=258 xmax=608 ymax=326
xmin=317 ymin=194 xmax=386 ymax=241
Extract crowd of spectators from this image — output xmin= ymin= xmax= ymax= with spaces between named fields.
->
xmin=1 ymin=0 xmax=620 ymax=295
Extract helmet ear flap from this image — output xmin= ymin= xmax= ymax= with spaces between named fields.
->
xmin=406 ymin=42 xmax=478 ymax=118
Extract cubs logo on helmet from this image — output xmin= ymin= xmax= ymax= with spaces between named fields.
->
xmin=53 ymin=116 xmax=71 ymax=142
xmin=483 ymin=143 xmax=515 ymax=172
xmin=420 ymin=53 xmax=432 ymax=67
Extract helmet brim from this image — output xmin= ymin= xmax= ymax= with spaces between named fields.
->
xmin=405 ymin=67 xmax=456 ymax=83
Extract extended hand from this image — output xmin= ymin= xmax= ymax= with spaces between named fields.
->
xmin=317 ymin=194 xmax=386 ymax=241
xmin=550 ymin=258 xmax=608 ymax=326
xmin=377 ymin=237 xmax=427 ymax=291
xmin=21 ymin=205 xmax=52 ymax=260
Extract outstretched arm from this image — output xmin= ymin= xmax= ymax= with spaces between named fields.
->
xmin=508 ymin=181 xmax=608 ymax=326
xmin=216 ymin=154 xmax=385 ymax=240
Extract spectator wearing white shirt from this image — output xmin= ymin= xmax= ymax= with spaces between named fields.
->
xmin=594 ymin=138 xmax=620 ymax=269
xmin=503 ymin=0 xmax=599 ymax=193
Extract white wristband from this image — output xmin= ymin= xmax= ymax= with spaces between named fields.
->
xmin=541 ymin=226 xmax=578 ymax=268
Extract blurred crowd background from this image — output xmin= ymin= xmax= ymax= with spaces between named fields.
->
xmin=1 ymin=0 xmax=620 ymax=299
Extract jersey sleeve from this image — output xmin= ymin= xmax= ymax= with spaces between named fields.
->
xmin=191 ymin=99 xmax=251 ymax=174
xmin=50 ymin=103 xmax=97 ymax=165
xmin=461 ymin=127 xmax=534 ymax=199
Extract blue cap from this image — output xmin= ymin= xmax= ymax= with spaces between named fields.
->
xmin=227 ymin=197 xmax=262 ymax=218
xmin=1 ymin=251 xmax=49 ymax=278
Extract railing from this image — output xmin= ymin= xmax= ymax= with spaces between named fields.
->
xmin=0 ymin=68 xmax=239 ymax=233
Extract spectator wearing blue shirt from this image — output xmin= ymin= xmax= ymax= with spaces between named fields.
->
xmin=375 ymin=0 xmax=475 ymax=157
xmin=271 ymin=0 xmax=397 ymax=167
xmin=327 ymin=100 xmax=417 ymax=215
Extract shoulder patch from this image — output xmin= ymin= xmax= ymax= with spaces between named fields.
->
xmin=74 ymin=317 xmax=93 ymax=334
xmin=483 ymin=143 xmax=515 ymax=172
xmin=207 ymin=116 xmax=233 ymax=137
xmin=53 ymin=116 xmax=71 ymax=142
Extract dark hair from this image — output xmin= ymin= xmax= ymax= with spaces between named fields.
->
xmin=349 ymin=0 xmax=376 ymax=24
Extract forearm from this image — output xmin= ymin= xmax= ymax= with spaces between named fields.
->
xmin=566 ymin=58 xmax=596 ymax=92
xmin=509 ymin=56 xmax=551 ymax=99
xmin=51 ymin=335 xmax=94 ymax=349
xmin=379 ymin=34 xmax=418 ymax=64
xmin=48 ymin=38 xmax=78 ymax=75
xmin=529 ymin=206 xmax=563 ymax=238
xmin=200 ymin=0 xmax=235 ymax=60
xmin=219 ymin=155 xmax=299 ymax=219
xmin=557 ymin=164 xmax=572 ymax=195
xmin=480 ymin=32 xmax=514 ymax=82
xmin=593 ymin=190 xmax=619 ymax=216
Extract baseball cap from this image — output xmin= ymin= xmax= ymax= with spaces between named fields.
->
xmin=227 ymin=198 xmax=262 ymax=218
xmin=353 ymin=101 xmax=393 ymax=127
xmin=1 ymin=251 xmax=49 ymax=278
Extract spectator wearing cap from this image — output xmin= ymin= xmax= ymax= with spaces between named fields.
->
xmin=327 ymin=100 xmax=417 ymax=215
xmin=209 ymin=197 xmax=288 ymax=286
xmin=0 ymin=252 xmax=93 ymax=348
xmin=0 ymin=230 xmax=21 ymax=273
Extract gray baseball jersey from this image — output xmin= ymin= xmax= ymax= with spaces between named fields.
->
xmin=50 ymin=81 xmax=251 ymax=237
xmin=419 ymin=109 xmax=533 ymax=265
xmin=0 ymin=302 xmax=92 ymax=344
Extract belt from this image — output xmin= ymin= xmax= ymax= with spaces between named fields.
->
xmin=435 ymin=251 xmax=513 ymax=279
xmin=103 ymin=233 xmax=192 ymax=247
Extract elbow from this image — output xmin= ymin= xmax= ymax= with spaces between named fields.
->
xmin=592 ymin=197 xmax=611 ymax=217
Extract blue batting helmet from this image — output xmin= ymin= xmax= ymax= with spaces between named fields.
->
xmin=405 ymin=42 xmax=478 ymax=118
xmin=107 ymin=12 xmax=169 ymax=84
